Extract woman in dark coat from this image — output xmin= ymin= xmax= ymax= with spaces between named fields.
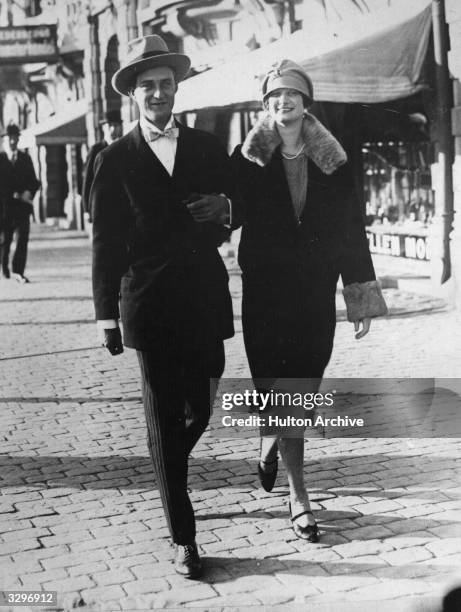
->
xmin=232 ymin=60 xmax=387 ymax=541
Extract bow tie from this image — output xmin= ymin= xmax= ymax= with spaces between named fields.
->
xmin=145 ymin=127 xmax=179 ymax=142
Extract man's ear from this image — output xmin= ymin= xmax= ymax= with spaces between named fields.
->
xmin=127 ymin=81 xmax=136 ymax=98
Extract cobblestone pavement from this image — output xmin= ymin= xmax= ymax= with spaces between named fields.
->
xmin=1 ymin=227 xmax=460 ymax=612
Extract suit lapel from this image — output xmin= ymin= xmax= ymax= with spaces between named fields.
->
xmin=171 ymin=122 xmax=190 ymax=180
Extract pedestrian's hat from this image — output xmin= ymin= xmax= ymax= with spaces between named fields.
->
xmin=262 ymin=59 xmax=314 ymax=104
xmin=99 ymin=109 xmax=122 ymax=125
xmin=112 ymin=35 xmax=191 ymax=96
xmin=2 ymin=123 xmax=20 ymax=138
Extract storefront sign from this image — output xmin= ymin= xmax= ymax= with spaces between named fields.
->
xmin=366 ymin=229 xmax=430 ymax=260
xmin=0 ymin=25 xmax=57 ymax=64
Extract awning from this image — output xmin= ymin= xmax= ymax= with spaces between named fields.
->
xmin=175 ymin=0 xmax=432 ymax=112
xmin=19 ymin=99 xmax=88 ymax=147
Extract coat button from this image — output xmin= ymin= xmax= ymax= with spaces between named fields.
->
xmin=191 ymin=249 xmax=197 ymax=254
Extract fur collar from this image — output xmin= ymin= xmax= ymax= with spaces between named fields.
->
xmin=241 ymin=112 xmax=347 ymax=175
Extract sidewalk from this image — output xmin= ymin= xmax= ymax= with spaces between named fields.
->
xmin=0 ymin=226 xmax=460 ymax=611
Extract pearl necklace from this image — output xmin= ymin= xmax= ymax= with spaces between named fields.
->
xmin=281 ymin=143 xmax=306 ymax=160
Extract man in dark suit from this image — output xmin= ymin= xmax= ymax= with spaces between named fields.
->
xmin=0 ymin=124 xmax=40 ymax=283
xmin=91 ymin=35 xmax=239 ymax=579
xmin=82 ymin=109 xmax=123 ymax=222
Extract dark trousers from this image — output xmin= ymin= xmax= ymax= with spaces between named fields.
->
xmin=137 ymin=333 xmax=224 ymax=545
xmin=0 ymin=203 xmax=30 ymax=276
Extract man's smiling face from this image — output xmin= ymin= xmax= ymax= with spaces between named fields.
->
xmin=131 ymin=66 xmax=178 ymax=129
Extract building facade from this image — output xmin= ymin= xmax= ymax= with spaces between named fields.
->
xmin=2 ymin=0 xmax=461 ymax=307
xmin=0 ymin=0 xmax=407 ymax=227
xmin=443 ymin=0 xmax=461 ymax=305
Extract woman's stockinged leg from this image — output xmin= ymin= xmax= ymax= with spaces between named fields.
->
xmin=277 ymin=437 xmax=316 ymax=528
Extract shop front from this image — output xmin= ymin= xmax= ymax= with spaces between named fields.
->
xmin=173 ymin=1 xmax=437 ymax=264
xmin=19 ymin=99 xmax=88 ymax=228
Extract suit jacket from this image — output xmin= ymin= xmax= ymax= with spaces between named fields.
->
xmin=91 ymin=122 xmax=240 ymax=350
xmin=82 ymin=141 xmax=107 ymax=218
xmin=0 ymin=151 xmax=40 ymax=220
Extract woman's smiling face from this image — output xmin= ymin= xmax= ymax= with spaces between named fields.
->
xmin=265 ymin=88 xmax=305 ymax=125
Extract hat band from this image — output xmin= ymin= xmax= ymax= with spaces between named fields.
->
xmin=130 ymin=49 xmax=170 ymax=61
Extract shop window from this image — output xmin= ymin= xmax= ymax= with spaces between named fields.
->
xmin=24 ymin=0 xmax=42 ymax=17
xmin=363 ymin=141 xmax=434 ymax=229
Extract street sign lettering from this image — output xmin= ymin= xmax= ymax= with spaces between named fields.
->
xmin=0 ymin=25 xmax=57 ymax=64
xmin=367 ymin=230 xmax=430 ymax=260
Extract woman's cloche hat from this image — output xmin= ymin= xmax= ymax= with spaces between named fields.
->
xmin=112 ymin=35 xmax=191 ymax=97
xmin=262 ymin=59 xmax=314 ymax=104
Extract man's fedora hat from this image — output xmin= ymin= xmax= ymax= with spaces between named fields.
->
xmin=2 ymin=123 xmax=20 ymax=138
xmin=112 ymin=35 xmax=191 ymax=96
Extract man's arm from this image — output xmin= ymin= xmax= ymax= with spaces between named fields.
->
xmin=185 ymin=135 xmax=244 ymax=229
xmin=82 ymin=145 xmax=101 ymax=218
xmin=91 ymin=150 xmax=130 ymax=353
xmin=22 ymin=153 xmax=40 ymax=199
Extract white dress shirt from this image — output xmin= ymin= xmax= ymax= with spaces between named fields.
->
xmin=4 ymin=145 xmax=17 ymax=163
xmin=139 ymin=115 xmax=177 ymax=176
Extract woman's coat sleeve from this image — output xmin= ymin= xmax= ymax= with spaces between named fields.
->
xmin=339 ymin=177 xmax=388 ymax=322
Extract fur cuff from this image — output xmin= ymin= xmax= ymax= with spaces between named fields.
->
xmin=342 ymin=280 xmax=388 ymax=322
xmin=241 ymin=112 xmax=347 ymax=174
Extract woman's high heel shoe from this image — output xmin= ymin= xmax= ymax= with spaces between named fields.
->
xmin=257 ymin=457 xmax=278 ymax=492
xmin=288 ymin=502 xmax=319 ymax=542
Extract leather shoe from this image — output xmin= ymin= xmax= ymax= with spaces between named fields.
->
xmin=1 ymin=268 xmax=10 ymax=279
xmin=12 ymin=273 xmax=29 ymax=284
xmin=174 ymin=542 xmax=203 ymax=579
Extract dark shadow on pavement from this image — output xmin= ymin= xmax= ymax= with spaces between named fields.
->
xmin=200 ymin=555 xmax=455 ymax=585
xmin=0 ymin=454 xmax=458 ymax=498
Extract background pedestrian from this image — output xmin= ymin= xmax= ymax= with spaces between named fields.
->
xmin=82 ymin=109 xmax=123 ymax=224
xmin=0 ymin=123 xmax=40 ymax=283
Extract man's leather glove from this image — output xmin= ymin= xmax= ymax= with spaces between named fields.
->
xmin=184 ymin=193 xmax=230 ymax=224
xmin=103 ymin=328 xmax=124 ymax=355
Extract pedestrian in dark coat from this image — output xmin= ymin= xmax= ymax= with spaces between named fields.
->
xmin=0 ymin=124 xmax=40 ymax=282
xmin=91 ymin=35 xmax=241 ymax=579
xmin=82 ymin=109 xmax=123 ymax=221
xmin=231 ymin=60 xmax=387 ymax=541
